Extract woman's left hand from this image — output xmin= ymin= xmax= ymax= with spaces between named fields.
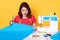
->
xmin=33 ymin=23 xmax=37 ymax=31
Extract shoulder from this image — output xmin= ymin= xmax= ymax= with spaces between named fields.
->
xmin=30 ymin=15 xmax=36 ymax=23
xmin=15 ymin=15 xmax=19 ymax=17
xmin=30 ymin=15 xmax=36 ymax=20
xmin=14 ymin=15 xmax=20 ymax=23
xmin=14 ymin=15 xmax=20 ymax=20
xmin=31 ymin=15 xmax=35 ymax=18
xmin=15 ymin=15 xmax=20 ymax=18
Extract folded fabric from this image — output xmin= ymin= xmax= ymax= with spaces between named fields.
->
xmin=50 ymin=31 xmax=60 ymax=40
xmin=0 ymin=22 xmax=35 ymax=40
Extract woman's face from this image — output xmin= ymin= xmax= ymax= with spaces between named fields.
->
xmin=21 ymin=7 xmax=28 ymax=16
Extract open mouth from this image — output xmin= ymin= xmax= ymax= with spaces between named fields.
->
xmin=24 ymin=13 xmax=27 ymax=15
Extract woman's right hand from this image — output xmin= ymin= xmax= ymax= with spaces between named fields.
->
xmin=9 ymin=20 xmax=13 ymax=25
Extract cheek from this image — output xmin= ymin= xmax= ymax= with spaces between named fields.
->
xmin=26 ymin=11 xmax=28 ymax=13
xmin=21 ymin=10 xmax=24 ymax=13
xmin=25 ymin=11 xmax=28 ymax=15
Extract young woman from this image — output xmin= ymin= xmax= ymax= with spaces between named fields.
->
xmin=14 ymin=2 xmax=36 ymax=28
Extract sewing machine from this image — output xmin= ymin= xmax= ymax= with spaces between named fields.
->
xmin=37 ymin=15 xmax=58 ymax=35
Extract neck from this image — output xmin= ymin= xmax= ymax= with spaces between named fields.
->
xmin=23 ymin=15 xmax=27 ymax=18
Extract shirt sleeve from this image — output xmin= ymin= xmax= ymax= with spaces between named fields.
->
xmin=31 ymin=15 xmax=36 ymax=23
xmin=14 ymin=15 xmax=20 ymax=23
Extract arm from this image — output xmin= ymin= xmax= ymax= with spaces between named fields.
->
xmin=33 ymin=23 xmax=37 ymax=31
xmin=31 ymin=15 xmax=37 ymax=31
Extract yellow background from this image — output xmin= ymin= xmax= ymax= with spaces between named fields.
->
xmin=0 ymin=0 xmax=60 ymax=30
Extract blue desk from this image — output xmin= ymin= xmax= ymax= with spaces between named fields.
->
xmin=0 ymin=23 xmax=35 ymax=40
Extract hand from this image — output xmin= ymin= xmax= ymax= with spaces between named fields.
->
xmin=33 ymin=23 xmax=37 ymax=31
xmin=9 ymin=20 xmax=13 ymax=25
xmin=33 ymin=27 xmax=37 ymax=31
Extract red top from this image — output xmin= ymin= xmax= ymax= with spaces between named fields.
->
xmin=14 ymin=15 xmax=36 ymax=25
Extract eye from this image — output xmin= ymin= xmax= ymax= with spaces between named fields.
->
xmin=26 ymin=10 xmax=28 ymax=11
xmin=21 ymin=9 xmax=25 ymax=11
xmin=22 ymin=10 xmax=25 ymax=11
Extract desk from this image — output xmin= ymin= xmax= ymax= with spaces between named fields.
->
xmin=24 ymin=31 xmax=52 ymax=40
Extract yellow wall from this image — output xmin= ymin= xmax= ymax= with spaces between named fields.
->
xmin=0 ymin=0 xmax=60 ymax=30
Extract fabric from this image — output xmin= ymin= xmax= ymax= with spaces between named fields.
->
xmin=50 ymin=31 xmax=60 ymax=40
xmin=14 ymin=15 xmax=36 ymax=25
xmin=0 ymin=22 xmax=35 ymax=40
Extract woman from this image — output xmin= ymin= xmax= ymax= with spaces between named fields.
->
xmin=14 ymin=2 xmax=36 ymax=29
